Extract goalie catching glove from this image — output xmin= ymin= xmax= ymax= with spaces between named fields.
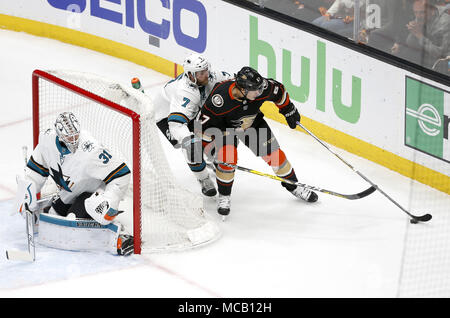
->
xmin=279 ymin=102 xmax=301 ymax=129
xmin=84 ymin=187 xmax=121 ymax=225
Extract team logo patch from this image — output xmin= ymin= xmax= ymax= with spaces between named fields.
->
xmin=95 ymin=201 xmax=109 ymax=215
xmin=212 ymin=94 xmax=224 ymax=107
xmin=82 ymin=141 xmax=94 ymax=152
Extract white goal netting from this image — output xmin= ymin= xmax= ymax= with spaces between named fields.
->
xmin=34 ymin=69 xmax=221 ymax=253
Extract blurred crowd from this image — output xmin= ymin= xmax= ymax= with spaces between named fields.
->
xmin=246 ymin=0 xmax=450 ymax=76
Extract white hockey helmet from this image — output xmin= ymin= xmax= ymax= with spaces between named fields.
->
xmin=182 ymin=53 xmax=210 ymax=85
xmin=54 ymin=112 xmax=80 ymax=153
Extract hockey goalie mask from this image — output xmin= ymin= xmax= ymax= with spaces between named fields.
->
xmin=183 ymin=53 xmax=210 ymax=86
xmin=55 ymin=112 xmax=80 ymax=153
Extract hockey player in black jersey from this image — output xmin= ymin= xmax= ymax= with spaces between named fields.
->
xmin=198 ymin=66 xmax=318 ymax=217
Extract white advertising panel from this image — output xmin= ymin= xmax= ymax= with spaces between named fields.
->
xmin=0 ymin=0 xmax=448 ymax=182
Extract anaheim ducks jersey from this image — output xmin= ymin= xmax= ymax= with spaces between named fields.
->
xmin=165 ymin=70 xmax=232 ymax=125
xmin=26 ymin=129 xmax=131 ymax=205
xmin=200 ymin=78 xmax=292 ymax=132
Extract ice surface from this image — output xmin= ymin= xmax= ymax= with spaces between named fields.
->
xmin=0 ymin=30 xmax=448 ymax=297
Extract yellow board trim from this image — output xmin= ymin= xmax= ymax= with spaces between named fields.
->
xmin=1 ymin=14 xmax=448 ymax=194
xmin=0 ymin=14 xmax=182 ymax=77
xmin=261 ymin=103 xmax=449 ymax=194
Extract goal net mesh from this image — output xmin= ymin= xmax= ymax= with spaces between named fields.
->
xmin=397 ymin=79 xmax=450 ymax=297
xmin=33 ymin=69 xmax=221 ymax=253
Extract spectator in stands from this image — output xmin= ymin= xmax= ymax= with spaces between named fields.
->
xmin=367 ymin=0 xmax=415 ymax=53
xmin=293 ymin=0 xmax=335 ymax=23
xmin=431 ymin=55 xmax=450 ymax=75
xmin=264 ymin=0 xmax=333 ymax=23
xmin=357 ymin=0 xmax=389 ymax=44
xmin=399 ymin=0 xmax=450 ymax=71
xmin=311 ymin=0 xmax=365 ymax=38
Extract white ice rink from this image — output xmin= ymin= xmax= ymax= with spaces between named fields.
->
xmin=0 ymin=29 xmax=448 ymax=298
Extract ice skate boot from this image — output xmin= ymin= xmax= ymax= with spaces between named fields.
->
xmin=117 ymin=234 xmax=134 ymax=256
xmin=289 ymin=186 xmax=318 ymax=202
xmin=217 ymin=194 xmax=231 ymax=221
xmin=198 ymin=176 xmax=217 ymax=197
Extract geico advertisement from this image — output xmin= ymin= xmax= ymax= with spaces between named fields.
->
xmin=0 ymin=0 xmax=207 ymax=63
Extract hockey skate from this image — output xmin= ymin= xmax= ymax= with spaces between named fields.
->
xmin=217 ymin=194 xmax=231 ymax=220
xmin=117 ymin=234 xmax=134 ymax=256
xmin=198 ymin=176 xmax=217 ymax=197
xmin=289 ymin=186 xmax=318 ymax=203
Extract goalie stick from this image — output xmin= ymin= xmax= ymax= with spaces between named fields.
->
xmin=6 ymin=146 xmax=37 ymax=262
xmin=5 ymin=197 xmax=52 ymax=261
xmin=6 ymin=146 xmax=51 ymax=262
xmin=207 ymin=162 xmax=376 ymax=200
xmin=296 ymin=122 xmax=432 ymax=223
xmin=6 ymin=203 xmax=36 ymax=262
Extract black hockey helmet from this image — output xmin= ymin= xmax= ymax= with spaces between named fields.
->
xmin=235 ymin=66 xmax=265 ymax=93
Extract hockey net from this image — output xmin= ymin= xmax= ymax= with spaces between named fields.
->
xmin=32 ymin=69 xmax=221 ymax=254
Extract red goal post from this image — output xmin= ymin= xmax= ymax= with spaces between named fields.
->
xmin=32 ymin=69 xmax=220 ymax=254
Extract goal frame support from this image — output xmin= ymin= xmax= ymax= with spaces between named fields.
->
xmin=32 ymin=69 xmax=143 ymax=254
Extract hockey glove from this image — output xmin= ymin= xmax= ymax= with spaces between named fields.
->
xmin=181 ymin=134 xmax=203 ymax=163
xmin=279 ymin=103 xmax=301 ymax=129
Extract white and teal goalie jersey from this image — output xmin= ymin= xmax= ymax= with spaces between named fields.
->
xmin=26 ymin=128 xmax=131 ymax=205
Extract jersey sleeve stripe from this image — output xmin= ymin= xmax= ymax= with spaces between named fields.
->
xmin=27 ymin=156 xmax=50 ymax=177
xmin=168 ymin=112 xmax=189 ymax=124
xmin=103 ymin=163 xmax=131 ymax=184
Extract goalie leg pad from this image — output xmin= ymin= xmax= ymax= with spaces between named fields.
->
xmin=38 ymin=213 xmax=122 ymax=255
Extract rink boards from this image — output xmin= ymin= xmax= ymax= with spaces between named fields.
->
xmin=0 ymin=0 xmax=448 ymax=193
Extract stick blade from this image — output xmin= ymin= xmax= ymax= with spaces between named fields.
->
xmin=6 ymin=250 xmax=34 ymax=262
xmin=341 ymin=186 xmax=377 ymax=200
xmin=355 ymin=186 xmax=377 ymax=199
xmin=416 ymin=214 xmax=432 ymax=223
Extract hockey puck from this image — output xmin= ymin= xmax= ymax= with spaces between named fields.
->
xmin=410 ymin=219 xmax=418 ymax=224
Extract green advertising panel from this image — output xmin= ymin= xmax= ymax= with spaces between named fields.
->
xmin=405 ymin=77 xmax=449 ymax=163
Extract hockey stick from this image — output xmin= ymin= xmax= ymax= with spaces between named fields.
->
xmin=6 ymin=146 xmax=39 ymax=262
xmin=296 ymin=121 xmax=432 ymax=223
xmin=207 ymin=162 xmax=375 ymax=200
xmin=6 ymin=203 xmax=36 ymax=262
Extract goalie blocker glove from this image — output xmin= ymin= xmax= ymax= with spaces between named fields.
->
xmin=279 ymin=102 xmax=301 ymax=129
